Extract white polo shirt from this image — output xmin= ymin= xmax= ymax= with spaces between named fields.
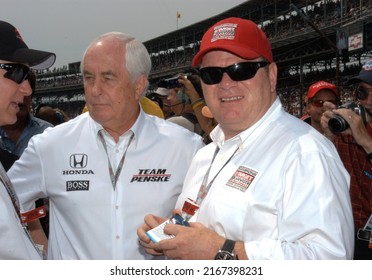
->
xmin=0 ymin=178 xmax=41 ymax=259
xmin=9 ymin=109 xmax=204 ymax=259
xmin=176 ymin=98 xmax=354 ymax=260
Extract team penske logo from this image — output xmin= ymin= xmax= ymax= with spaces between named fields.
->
xmin=131 ymin=169 xmax=171 ymax=182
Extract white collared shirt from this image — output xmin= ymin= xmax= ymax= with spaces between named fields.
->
xmin=176 ymin=98 xmax=354 ymax=259
xmin=9 ymin=109 xmax=204 ymax=259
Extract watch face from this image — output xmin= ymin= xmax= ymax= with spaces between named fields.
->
xmin=214 ymin=251 xmax=235 ymax=260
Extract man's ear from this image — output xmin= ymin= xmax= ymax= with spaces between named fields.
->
xmin=134 ymin=74 xmax=148 ymax=101
xmin=268 ymin=62 xmax=277 ymax=93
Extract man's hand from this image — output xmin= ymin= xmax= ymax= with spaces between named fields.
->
xmin=137 ymin=214 xmax=167 ymax=256
xmin=321 ymin=101 xmax=372 ymax=152
xmin=334 ymin=108 xmax=372 ymax=151
xmin=320 ymin=101 xmax=338 ymax=141
xmin=152 ymin=221 xmax=225 ymax=260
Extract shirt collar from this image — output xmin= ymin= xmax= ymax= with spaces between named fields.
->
xmin=90 ymin=107 xmax=146 ymax=149
xmin=210 ymin=97 xmax=282 ymax=148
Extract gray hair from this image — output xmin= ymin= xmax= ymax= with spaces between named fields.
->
xmin=81 ymin=32 xmax=152 ymax=94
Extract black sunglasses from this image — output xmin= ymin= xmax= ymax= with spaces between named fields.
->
xmin=309 ymin=99 xmax=338 ymax=107
xmin=198 ymin=61 xmax=269 ymax=85
xmin=355 ymin=86 xmax=372 ymax=100
xmin=0 ymin=63 xmax=31 ymax=84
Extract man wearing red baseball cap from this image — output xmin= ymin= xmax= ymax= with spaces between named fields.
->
xmin=0 ymin=20 xmax=55 ymax=259
xmin=138 ymin=17 xmax=353 ymax=260
xmin=305 ymin=80 xmax=339 ymax=133
xmin=321 ymin=59 xmax=372 ymax=259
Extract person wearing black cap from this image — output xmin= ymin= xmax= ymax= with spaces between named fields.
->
xmin=138 ymin=17 xmax=354 ymax=260
xmin=0 ymin=20 xmax=55 ymax=259
xmin=321 ymin=59 xmax=372 ymax=260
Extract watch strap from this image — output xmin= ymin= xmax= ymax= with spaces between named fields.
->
xmin=214 ymin=239 xmax=236 ymax=260
xmin=221 ymin=239 xmax=235 ymax=253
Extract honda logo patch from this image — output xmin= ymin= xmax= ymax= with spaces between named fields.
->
xmin=70 ymin=154 xmax=88 ymax=168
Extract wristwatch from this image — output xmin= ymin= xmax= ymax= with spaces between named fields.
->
xmin=214 ymin=239 xmax=236 ymax=260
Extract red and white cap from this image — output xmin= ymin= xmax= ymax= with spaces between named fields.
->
xmin=192 ymin=17 xmax=272 ymax=67
xmin=307 ymin=81 xmax=338 ymax=99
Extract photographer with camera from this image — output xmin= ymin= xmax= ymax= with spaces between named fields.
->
xmin=321 ymin=59 xmax=372 ymax=260
xmin=304 ymin=80 xmax=339 ymax=134
xmin=160 ymin=75 xmax=199 ymax=132
xmin=177 ymin=74 xmax=217 ymax=142
xmin=159 ymin=74 xmax=216 ymax=141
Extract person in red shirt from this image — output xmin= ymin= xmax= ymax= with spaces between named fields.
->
xmin=305 ymin=81 xmax=339 ymax=133
xmin=322 ymin=59 xmax=372 ymax=260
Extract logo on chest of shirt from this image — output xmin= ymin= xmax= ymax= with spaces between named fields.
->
xmin=130 ymin=169 xmax=171 ymax=183
xmin=66 ymin=180 xmax=90 ymax=191
xmin=226 ymin=165 xmax=258 ymax=192
xmin=63 ymin=154 xmax=93 ymax=191
xmin=70 ymin=154 xmax=88 ymax=168
xmin=62 ymin=154 xmax=95 ymax=175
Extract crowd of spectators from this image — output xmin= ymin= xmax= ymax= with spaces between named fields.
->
xmin=32 ymin=61 xmax=368 ymax=120
xmin=36 ymin=73 xmax=82 ymax=89
xmin=263 ymin=0 xmax=372 ymax=40
xmin=32 ymin=0 xmax=372 ymax=120
xmin=278 ymin=62 xmax=365 ymax=117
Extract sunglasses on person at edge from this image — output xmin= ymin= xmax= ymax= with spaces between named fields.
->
xmin=198 ymin=61 xmax=269 ymax=85
xmin=308 ymin=99 xmax=338 ymax=107
xmin=0 ymin=63 xmax=31 ymax=84
xmin=309 ymin=86 xmax=372 ymax=108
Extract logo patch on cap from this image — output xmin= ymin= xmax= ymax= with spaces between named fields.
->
xmin=211 ymin=23 xmax=237 ymax=42
xmin=14 ymin=28 xmax=25 ymax=43
xmin=311 ymin=81 xmax=334 ymax=90
xmin=362 ymin=60 xmax=372 ymax=71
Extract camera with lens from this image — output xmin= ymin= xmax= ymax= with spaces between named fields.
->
xmin=157 ymin=76 xmax=181 ymax=89
xmin=157 ymin=74 xmax=191 ymax=89
xmin=328 ymin=102 xmax=362 ymax=134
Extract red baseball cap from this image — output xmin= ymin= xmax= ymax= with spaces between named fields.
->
xmin=192 ymin=17 xmax=273 ymax=67
xmin=307 ymin=81 xmax=338 ymax=99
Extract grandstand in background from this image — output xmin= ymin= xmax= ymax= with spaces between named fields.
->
xmin=34 ymin=0 xmax=372 ymax=118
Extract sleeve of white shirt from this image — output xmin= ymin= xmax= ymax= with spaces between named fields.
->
xmin=245 ymin=151 xmax=354 ymax=260
xmin=8 ymin=136 xmax=46 ymax=212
